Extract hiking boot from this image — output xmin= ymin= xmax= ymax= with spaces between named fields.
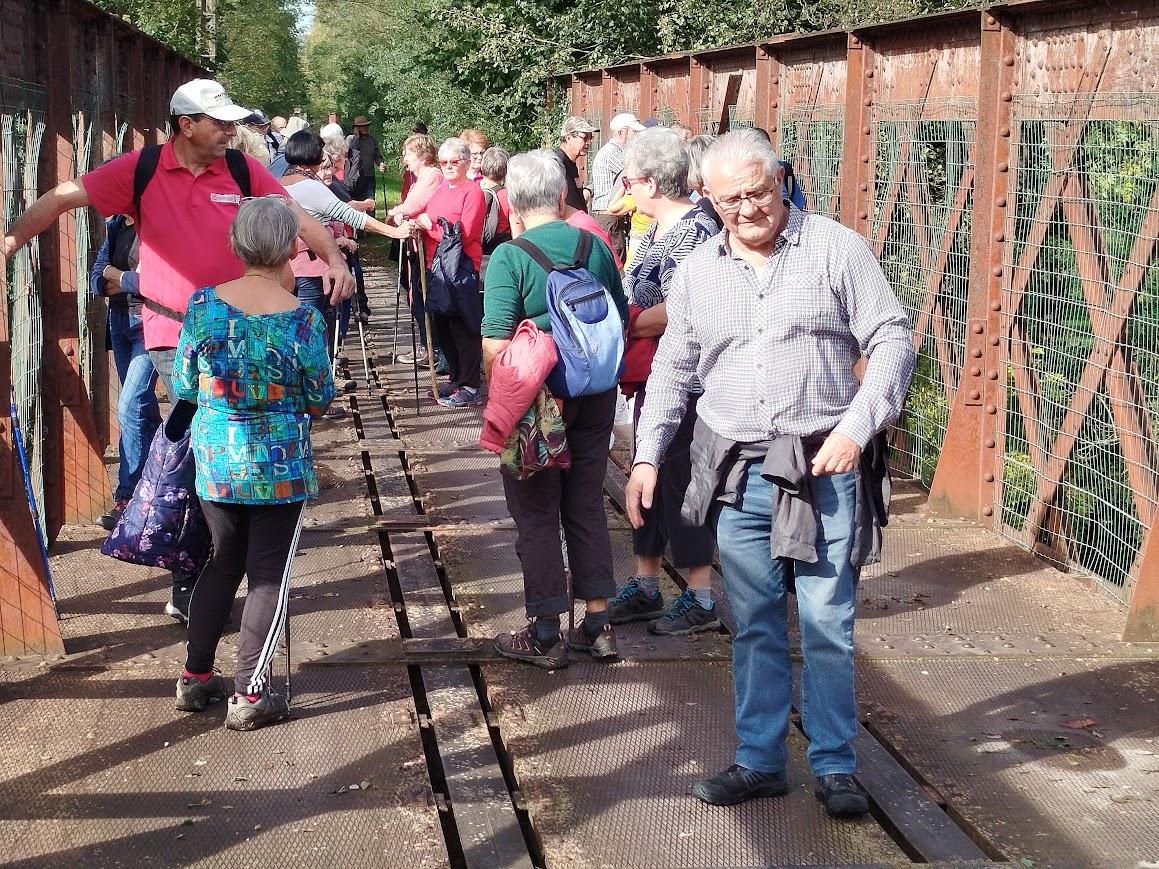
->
xmin=566 ymin=624 xmax=619 ymax=660
xmin=165 ymin=582 xmax=194 ymax=625
xmin=175 ymin=673 xmax=227 ymax=712
xmin=438 ymin=386 xmax=482 ymax=408
xmin=648 ymin=588 xmax=722 ymax=636
xmin=322 ymin=405 xmax=348 ymax=420
xmin=608 ymin=578 xmax=664 ymax=624
xmin=692 ymin=764 xmax=790 ymax=806
xmin=225 ymin=691 xmax=291 ymax=731
xmin=494 ymin=624 xmax=568 ymax=670
xmin=814 ymin=774 xmax=869 ymax=818
xmin=96 ymin=499 xmax=129 ymax=532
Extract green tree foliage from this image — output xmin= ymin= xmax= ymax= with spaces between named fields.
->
xmin=217 ymin=1 xmax=309 ymax=117
xmin=90 ymin=0 xmax=206 ymax=60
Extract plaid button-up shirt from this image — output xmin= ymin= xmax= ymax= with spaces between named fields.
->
xmin=633 ymin=205 xmax=916 ymax=467
xmin=588 ymin=140 xmax=624 ymax=211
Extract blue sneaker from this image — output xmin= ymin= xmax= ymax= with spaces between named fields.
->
xmin=438 ymin=386 xmax=483 ymax=408
xmin=608 ymin=577 xmax=664 ymax=624
xmin=648 ymin=588 xmax=721 ymax=636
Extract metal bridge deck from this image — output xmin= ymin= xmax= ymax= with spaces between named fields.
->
xmin=1 ymin=257 xmax=1156 ymax=868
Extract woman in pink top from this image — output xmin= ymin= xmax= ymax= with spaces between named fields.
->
xmin=388 ymin=134 xmax=443 ymax=365
xmin=415 ymin=137 xmax=486 ymax=408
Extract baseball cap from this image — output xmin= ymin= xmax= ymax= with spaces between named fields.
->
xmin=642 ymin=117 xmax=661 ymax=128
xmin=609 ymin=112 xmax=645 ymax=132
xmin=560 ymin=116 xmax=596 ymax=138
xmin=170 ymin=79 xmax=250 ymax=122
xmin=242 ymin=110 xmax=270 ymax=126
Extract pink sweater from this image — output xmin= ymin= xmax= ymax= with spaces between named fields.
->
xmin=480 ymin=320 xmax=558 ymax=452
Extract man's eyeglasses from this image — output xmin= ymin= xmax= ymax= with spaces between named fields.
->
xmin=186 ymin=114 xmax=237 ymax=131
xmin=439 ymin=159 xmax=463 ymax=167
xmin=713 ymin=187 xmax=778 ymax=214
xmin=621 ymin=175 xmax=650 ymax=190
xmin=569 ymin=133 xmax=594 ymax=142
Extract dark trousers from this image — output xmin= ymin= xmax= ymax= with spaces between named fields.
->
xmin=631 ymin=391 xmax=715 ymax=567
xmin=594 ymin=212 xmax=628 ymax=262
xmin=432 ymin=313 xmax=481 ymax=390
xmin=185 ymin=499 xmax=305 ymax=696
xmin=502 ymin=388 xmax=618 ymax=616
xmin=402 ymin=247 xmax=427 ymax=347
xmin=295 ymin=276 xmax=336 ymax=359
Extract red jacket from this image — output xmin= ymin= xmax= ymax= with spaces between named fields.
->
xmin=481 ymin=320 xmax=558 ymax=452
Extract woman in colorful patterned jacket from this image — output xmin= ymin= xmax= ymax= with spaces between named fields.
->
xmin=172 ymin=196 xmax=335 ymax=732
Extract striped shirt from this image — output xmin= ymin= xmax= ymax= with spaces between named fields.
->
xmin=633 ymin=206 xmax=916 ymax=466
xmin=624 ymin=201 xmax=722 ymax=309
xmin=588 ymin=140 xmax=624 ymax=211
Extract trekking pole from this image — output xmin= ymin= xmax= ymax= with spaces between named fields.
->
xmin=284 ymin=607 xmax=293 ymax=705
xmin=391 ymin=240 xmax=404 ymax=360
xmin=414 ymin=237 xmax=440 ymax=403
xmin=9 ymin=391 xmax=60 ymax=617
xmin=352 ymin=291 xmax=372 ymax=395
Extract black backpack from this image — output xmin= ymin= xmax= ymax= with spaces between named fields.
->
xmin=481 ymin=186 xmax=511 ymax=254
xmin=427 ymin=217 xmax=482 ymax=333
xmin=131 ymin=144 xmax=252 ymax=322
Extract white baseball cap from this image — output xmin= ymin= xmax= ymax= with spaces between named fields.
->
xmin=609 ymin=112 xmax=645 ymax=132
xmin=170 ymin=79 xmax=250 ymax=122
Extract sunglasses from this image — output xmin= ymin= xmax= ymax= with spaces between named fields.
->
xmin=439 ymin=159 xmax=463 ymax=167
xmin=621 ymin=175 xmax=650 ymax=190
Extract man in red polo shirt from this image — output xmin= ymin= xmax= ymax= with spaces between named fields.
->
xmin=2 ymin=78 xmax=355 ymax=622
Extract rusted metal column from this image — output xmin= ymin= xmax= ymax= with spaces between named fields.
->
xmin=754 ymin=45 xmax=780 ymax=145
xmin=1126 ymin=526 xmax=1159 ymax=640
xmin=41 ymin=0 xmax=111 ymax=534
xmin=600 ymin=70 xmax=614 ymax=129
xmin=839 ymin=32 xmax=874 ymax=233
xmin=927 ymin=10 xmax=1015 ymax=523
xmin=129 ymin=33 xmax=146 ymax=150
xmin=639 ymin=64 xmax=655 ymax=121
xmin=688 ymin=56 xmax=709 ymax=129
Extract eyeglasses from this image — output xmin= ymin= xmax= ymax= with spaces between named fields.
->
xmin=621 ymin=175 xmax=650 ymax=190
xmin=569 ymin=133 xmax=594 ymax=142
xmin=469 ymin=149 xmax=485 ymax=157
xmin=439 ymin=159 xmax=463 ymax=167
xmin=713 ymin=187 xmax=778 ymax=214
xmin=241 ymin=194 xmax=292 ymax=206
xmin=186 ymin=114 xmax=237 ymax=131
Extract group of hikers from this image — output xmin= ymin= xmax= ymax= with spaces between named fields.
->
xmin=1 ymin=77 xmax=915 ymax=818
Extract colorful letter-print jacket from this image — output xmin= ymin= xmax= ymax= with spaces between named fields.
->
xmin=175 ymin=286 xmax=335 ymax=504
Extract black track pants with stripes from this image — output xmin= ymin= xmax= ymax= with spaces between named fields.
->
xmin=185 ymin=500 xmax=305 ymax=696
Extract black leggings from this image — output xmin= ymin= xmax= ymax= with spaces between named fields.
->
xmin=185 ymin=500 xmax=305 ymax=696
xmin=432 ymin=313 xmax=481 ymax=390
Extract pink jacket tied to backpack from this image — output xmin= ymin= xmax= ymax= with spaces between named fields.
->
xmin=481 ymin=320 xmax=558 ymax=453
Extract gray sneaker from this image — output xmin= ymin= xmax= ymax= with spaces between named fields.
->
xmin=225 ymin=691 xmax=291 ymax=731
xmin=607 ymin=578 xmax=664 ymax=624
xmin=648 ymin=588 xmax=722 ymax=636
xmin=175 ymin=674 xmax=227 ymax=712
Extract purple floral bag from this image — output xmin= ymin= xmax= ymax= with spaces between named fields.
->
xmin=101 ymin=400 xmax=210 ymax=576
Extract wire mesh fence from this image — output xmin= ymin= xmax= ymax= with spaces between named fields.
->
xmin=777 ymin=103 xmax=844 ymax=219
xmin=727 ymin=105 xmax=754 ymax=130
xmin=869 ymin=99 xmax=976 ymax=485
xmin=999 ymin=95 xmax=1159 ymax=601
xmin=1 ymin=78 xmax=48 ymax=530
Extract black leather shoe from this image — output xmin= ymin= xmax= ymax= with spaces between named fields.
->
xmin=814 ymin=773 xmax=869 ymax=817
xmin=691 ymin=764 xmax=789 ymax=806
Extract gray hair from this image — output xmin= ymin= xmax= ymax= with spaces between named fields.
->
xmin=507 ymin=150 xmax=566 ymax=215
xmin=701 ymin=129 xmax=781 ymax=190
xmin=623 ymin=128 xmax=688 ymax=198
xmin=438 ymin=137 xmax=470 ymax=163
xmin=481 ymin=146 xmax=509 ymax=183
xmin=230 ymin=196 xmax=300 ymax=268
xmin=322 ymin=134 xmax=348 ymax=171
xmin=685 ymin=134 xmax=715 ymax=192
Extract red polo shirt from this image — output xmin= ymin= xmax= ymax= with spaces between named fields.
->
xmin=83 ymin=140 xmax=285 ymax=349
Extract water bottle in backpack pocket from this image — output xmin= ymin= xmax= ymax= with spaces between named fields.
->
xmin=510 ymin=230 xmax=624 ymax=398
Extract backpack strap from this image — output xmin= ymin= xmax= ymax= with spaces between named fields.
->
xmin=132 ymin=144 xmax=163 ymax=221
xmin=510 ymin=237 xmax=559 ymax=274
xmin=224 ymin=148 xmax=252 ymax=198
xmin=572 ymin=229 xmax=593 ymax=268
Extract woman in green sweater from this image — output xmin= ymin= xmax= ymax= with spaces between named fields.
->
xmin=481 ymin=150 xmax=629 ymax=669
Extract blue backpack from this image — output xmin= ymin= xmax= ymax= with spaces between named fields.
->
xmin=781 ymin=160 xmax=806 ymax=210
xmin=511 ymin=230 xmax=624 ymax=399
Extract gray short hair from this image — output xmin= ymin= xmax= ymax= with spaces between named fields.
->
xmin=481 ymin=146 xmax=508 ymax=183
xmin=438 ymin=137 xmax=470 ymax=163
xmin=685 ymin=134 xmax=715 ymax=192
xmin=230 ymin=196 xmax=300 ymax=268
xmin=507 ymin=150 xmax=566 ymax=215
xmin=624 ymin=128 xmax=688 ymax=198
xmin=322 ymin=134 xmax=348 ymax=171
xmin=702 ymin=129 xmax=781 ymax=190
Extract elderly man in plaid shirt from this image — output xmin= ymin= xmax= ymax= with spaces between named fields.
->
xmin=627 ymin=129 xmax=915 ymax=817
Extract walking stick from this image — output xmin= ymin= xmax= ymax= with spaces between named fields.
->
xmin=413 ymin=236 xmax=440 ymax=403
xmin=9 ymin=391 xmax=60 ymax=617
xmin=391 ymin=240 xmax=404 ymax=360
xmin=352 ymin=291 xmax=372 ymax=395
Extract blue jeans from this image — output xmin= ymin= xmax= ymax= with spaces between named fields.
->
xmin=109 ymin=308 xmax=161 ymax=501
xmin=712 ymin=462 xmax=859 ymax=777
xmin=294 ymin=276 xmax=335 ymax=359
